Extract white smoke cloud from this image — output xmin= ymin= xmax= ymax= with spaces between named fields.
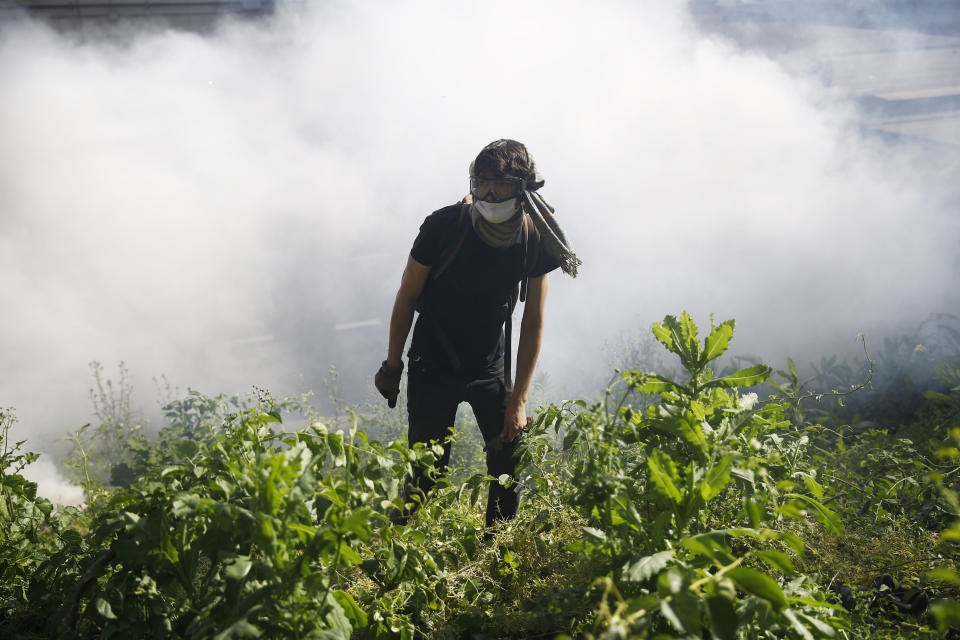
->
xmin=21 ymin=455 xmax=86 ymax=507
xmin=0 ymin=1 xmax=957 ymax=447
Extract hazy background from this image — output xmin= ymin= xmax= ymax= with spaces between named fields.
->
xmin=2 ymin=1 xmax=958 ymax=475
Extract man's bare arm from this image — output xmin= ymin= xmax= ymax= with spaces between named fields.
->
xmin=386 ymin=255 xmax=431 ymax=368
xmin=502 ymin=274 xmax=548 ymax=441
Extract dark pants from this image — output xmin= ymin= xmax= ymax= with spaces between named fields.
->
xmin=406 ymin=359 xmax=518 ymax=527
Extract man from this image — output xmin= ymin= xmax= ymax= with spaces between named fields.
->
xmin=375 ymin=139 xmax=579 ymax=528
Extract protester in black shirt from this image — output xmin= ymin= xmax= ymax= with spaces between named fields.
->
xmin=376 ymin=139 xmax=579 ymax=528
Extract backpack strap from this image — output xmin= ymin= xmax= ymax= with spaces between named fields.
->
xmin=432 ymin=203 xmax=472 ymax=280
xmin=517 ymin=213 xmax=541 ymax=304
xmin=504 ymin=212 xmax=541 ymax=394
xmin=416 ymin=203 xmax=472 ymax=369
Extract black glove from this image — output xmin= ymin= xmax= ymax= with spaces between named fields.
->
xmin=375 ymin=360 xmax=403 ymax=408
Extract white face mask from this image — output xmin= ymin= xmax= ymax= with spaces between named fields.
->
xmin=474 ymin=198 xmax=519 ymax=224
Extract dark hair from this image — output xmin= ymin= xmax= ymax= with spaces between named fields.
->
xmin=471 ymin=139 xmax=534 ymax=180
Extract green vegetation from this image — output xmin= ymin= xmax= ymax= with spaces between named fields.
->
xmin=1 ymin=312 xmax=959 ymax=638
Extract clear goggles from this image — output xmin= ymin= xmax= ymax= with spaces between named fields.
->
xmin=469 ymin=176 xmax=526 ymax=203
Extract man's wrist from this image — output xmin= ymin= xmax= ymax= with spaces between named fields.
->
xmin=386 ymin=356 xmax=403 ymax=369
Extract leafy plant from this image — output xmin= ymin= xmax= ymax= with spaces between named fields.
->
xmin=6 ymin=311 xmax=960 ymax=638
xmin=519 ymin=313 xmax=847 ymax=638
xmin=1 ymin=408 xmax=89 ymax=633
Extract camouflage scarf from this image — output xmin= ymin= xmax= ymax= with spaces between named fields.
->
xmin=520 ymin=190 xmax=580 ymax=278
xmin=470 ymin=200 xmax=524 ymax=248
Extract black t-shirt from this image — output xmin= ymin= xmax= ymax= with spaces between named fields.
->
xmin=409 ymin=203 xmax=560 ymax=375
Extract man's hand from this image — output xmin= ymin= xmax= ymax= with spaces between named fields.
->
xmin=501 ymin=399 xmax=529 ymax=443
xmin=375 ymin=360 xmax=403 ymax=408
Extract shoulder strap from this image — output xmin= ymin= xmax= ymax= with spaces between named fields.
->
xmin=526 ymin=214 xmax=541 ymax=275
xmin=506 ymin=212 xmax=541 ymax=394
xmin=517 ymin=213 xmax=540 ymax=304
xmin=431 ymin=203 xmax=472 ymax=281
xmin=415 ymin=203 xmax=471 ymax=370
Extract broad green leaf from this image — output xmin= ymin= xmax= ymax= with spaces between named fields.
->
xmin=703 ymin=364 xmax=773 ymax=389
xmin=703 ymin=319 xmax=735 ymax=365
xmin=613 ymin=496 xmax=645 ymax=530
xmin=783 ymin=494 xmax=844 ymax=535
xmin=259 ymin=517 xmax=276 ymax=543
xmin=941 ymin=521 xmax=960 ymax=542
xmin=332 ymin=591 xmax=368 ymax=628
xmin=659 ymin=591 xmax=701 ymax=634
xmin=583 ymin=527 xmax=607 ymax=542
xmin=404 ymin=529 xmax=426 ymax=545
xmin=727 ymin=567 xmax=786 ymax=610
xmin=171 ymin=438 xmax=199 ymax=459
xmin=629 ymin=373 xmax=680 ymax=395
xmin=341 ymin=508 xmax=373 ymax=541
xmin=931 ymin=599 xmax=960 ymax=632
xmin=213 ymin=619 xmax=262 ymax=640
xmin=124 ymin=435 xmax=148 ymax=451
xmin=744 ymin=496 xmax=764 ymax=528
xmin=675 ymin=311 xmax=701 ymax=359
xmin=658 ymin=567 xmax=687 ymax=595
xmin=787 ymin=596 xmax=842 ymax=611
xmin=719 ymin=527 xmax=768 ymax=540
xmin=677 ymin=418 xmax=710 ymax=457
xmin=338 ymin=540 xmax=363 ymax=566
xmin=651 ymin=510 xmax=673 ymax=543
xmin=652 ymin=321 xmax=675 ymax=352
xmin=648 ymin=450 xmax=683 ymax=505
xmin=782 ymin=609 xmax=814 ymax=640
xmin=928 ymin=567 xmax=960 ymax=587
xmin=776 ymin=531 xmax=806 ymax=557
xmin=658 ymin=312 xmax=702 ymax=370
xmin=225 ymin=556 xmax=253 ymax=581
xmin=795 ymin=611 xmax=837 ymax=637
xmin=778 ymin=501 xmax=805 ymax=519
xmin=60 ymin=529 xmax=83 ymax=547
xmin=161 ymin=536 xmax=180 ymax=564
xmin=213 ymin=477 xmax=235 ymax=498
xmin=681 ymin=533 xmax=735 ymax=564
xmin=287 ymin=523 xmax=316 ymax=540
xmin=731 ymin=466 xmax=755 ymax=485
xmin=95 ymin=596 xmax=117 ymax=620
xmin=925 ymin=391 xmax=954 ymax=403
xmin=622 ymin=594 xmax=660 ymax=617
xmin=323 ymin=592 xmax=354 ymax=636
xmin=622 ymin=549 xmax=674 ymax=582
xmin=35 ymin=495 xmax=54 ymax=517
xmin=803 ymin=476 xmax=824 ymax=501
xmin=756 ymin=549 xmax=796 ymax=575
xmin=328 ymin=434 xmax=346 ymax=466
xmin=609 ymin=508 xmax=627 ymax=526
xmin=706 ymin=595 xmax=738 ymax=640
xmin=701 ymin=454 xmax=733 ymax=502
xmin=690 ymin=400 xmax=707 ymax=422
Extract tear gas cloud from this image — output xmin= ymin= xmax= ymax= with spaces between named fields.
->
xmin=19 ymin=455 xmax=85 ymax=507
xmin=1 ymin=0 xmax=958 ymax=456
